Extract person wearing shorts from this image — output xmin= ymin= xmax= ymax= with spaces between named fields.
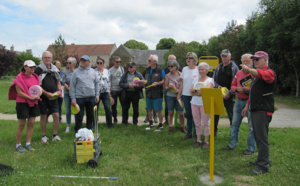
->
xmin=164 ymin=59 xmax=186 ymax=134
xmin=34 ymin=51 xmax=62 ymax=143
xmin=9 ymin=60 xmax=41 ymax=152
xmin=143 ymin=54 xmax=165 ymax=131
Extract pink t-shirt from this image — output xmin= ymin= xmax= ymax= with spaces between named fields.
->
xmin=16 ymin=73 xmax=40 ymax=104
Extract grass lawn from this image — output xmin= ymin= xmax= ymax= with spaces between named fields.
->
xmin=1 ymin=78 xmax=300 ymax=184
xmin=0 ymin=120 xmax=299 ymax=185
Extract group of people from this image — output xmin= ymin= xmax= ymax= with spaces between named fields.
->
xmin=9 ymin=48 xmax=275 ymax=175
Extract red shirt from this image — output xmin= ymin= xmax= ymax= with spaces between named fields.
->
xmin=231 ymin=70 xmax=251 ymax=100
xmin=247 ymin=65 xmax=275 ymax=115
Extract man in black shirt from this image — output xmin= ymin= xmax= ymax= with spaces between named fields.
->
xmin=212 ymin=49 xmax=239 ymax=136
xmin=34 ymin=51 xmax=62 ymax=143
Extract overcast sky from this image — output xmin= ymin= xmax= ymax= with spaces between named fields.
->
xmin=0 ymin=0 xmax=260 ymax=57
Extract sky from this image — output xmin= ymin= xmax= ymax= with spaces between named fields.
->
xmin=0 ymin=0 xmax=261 ymax=57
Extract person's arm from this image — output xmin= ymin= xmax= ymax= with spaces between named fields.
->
xmin=164 ymin=78 xmax=170 ymax=90
xmin=177 ymin=80 xmax=183 ymax=100
xmin=69 ymin=72 xmax=77 ymax=102
xmin=190 ymin=83 xmax=202 ymax=96
xmin=231 ymin=75 xmax=238 ymax=93
xmin=256 ymin=68 xmax=275 ymax=83
xmin=15 ymin=85 xmax=40 ymax=101
xmin=119 ymin=74 xmax=129 ymax=89
xmin=56 ymin=80 xmax=62 ymax=94
xmin=241 ymin=103 xmax=249 ymax=117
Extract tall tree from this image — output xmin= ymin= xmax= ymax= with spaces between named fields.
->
xmin=52 ymin=34 xmax=67 ymax=64
xmin=207 ymin=36 xmax=222 ymax=59
xmin=0 ymin=46 xmax=17 ymax=77
xmin=123 ymin=39 xmax=148 ymax=50
xmin=164 ymin=42 xmax=188 ymax=68
xmin=218 ymin=20 xmax=245 ymax=65
xmin=12 ymin=52 xmax=40 ymax=75
xmin=257 ymin=0 xmax=300 ymax=96
xmin=156 ymin=38 xmax=176 ymax=50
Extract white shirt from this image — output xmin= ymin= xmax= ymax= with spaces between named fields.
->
xmin=180 ymin=66 xmax=199 ymax=96
xmin=190 ymin=77 xmax=214 ymax=106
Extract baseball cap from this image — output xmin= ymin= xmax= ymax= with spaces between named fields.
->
xmin=221 ymin=49 xmax=231 ymax=56
xmin=251 ymin=51 xmax=269 ymax=59
xmin=24 ymin=60 xmax=36 ymax=67
xmin=80 ymin=55 xmax=90 ymax=61
xmin=127 ymin=62 xmax=136 ymax=67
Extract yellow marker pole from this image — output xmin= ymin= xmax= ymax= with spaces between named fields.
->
xmin=209 ymin=97 xmax=215 ymax=181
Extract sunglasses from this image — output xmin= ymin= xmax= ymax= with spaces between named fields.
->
xmin=168 ymin=65 xmax=174 ymax=68
xmin=97 ymin=62 xmax=103 ymax=65
xmin=27 ymin=66 xmax=36 ymax=69
xmin=186 ymin=57 xmax=193 ymax=60
xmin=67 ymin=62 xmax=72 ymax=64
xmin=252 ymin=58 xmax=262 ymax=62
xmin=115 ymin=61 xmax=121 ymax=63
xmin=128 ymin=66 xmax=134 ymax=68
xmin=148 ymin=60 xmax=152 ymax=63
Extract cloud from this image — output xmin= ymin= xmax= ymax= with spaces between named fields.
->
xmin=0 ymin=0 xmax=260 ymax=57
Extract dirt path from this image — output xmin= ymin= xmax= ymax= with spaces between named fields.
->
xmin=0 ymin=102 xmax=299 ymax=128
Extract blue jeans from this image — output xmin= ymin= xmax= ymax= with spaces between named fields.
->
xmin=75 ymin=97 xmax=95 ymax=133
xmin=181 ymin=95 xmax=195 ymax=134
xmin=96 ymin=92 xmax=112 ymax=125
xmin=64 ymin=92 xmax=75 ymax=126
xmin=229 ymin=99 xmax=256 ymax=151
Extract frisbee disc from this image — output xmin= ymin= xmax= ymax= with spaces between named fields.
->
xmin=194 ymin=82 xmax=206 ymax=89
xmin=170 ymin=87 xmax=177 ymax=93
xmin=178 ymin=98 xmax=184 ymax=108
xmin=133 ymin=79 xmax=140 ymax=84
xmin=110 ymin=97 xmax=115 ymax=106
xmin=49 ymin=93 xmax=58 ymax=100
xmin=71 ymin=104 xmax=80 ymax=114
xmin=221 ymin=87 xmax=229 ymax=96
xmin=29 ymin=85 xmax=42 ymax=97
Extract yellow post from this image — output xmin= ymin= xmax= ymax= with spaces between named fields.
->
xmin=200 ymin=88 xmax=225 ymax=182
xmin=209 ymin=97 xmax=215 ymax=181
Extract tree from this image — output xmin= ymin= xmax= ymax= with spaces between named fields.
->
xmin=12 ymin=52 xmax=40 ymax=75
xmin=164 ymin=42 xmax=188 ymax=68
xmin=218 ymin=20 xmax=245 ymax=65
xmin=256 ymin=0 xmax=300 ymax=96
xmin=52 ymin=34 xmax=67 ymax=65
xmin=187 ymin=41 xmax=208 ymax=58
xmin=123 ymin=39 xmax=148 ymax=50
xmin=0 ymin=46 xmax=17 ymax=77
xmin=207 ymin=36 xmax=222 ymax=59
xmin=156 ymin=38 xmax=176 ymax=50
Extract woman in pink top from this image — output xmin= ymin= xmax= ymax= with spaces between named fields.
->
xmin=9 ymin=60 xmax=42 ymax=153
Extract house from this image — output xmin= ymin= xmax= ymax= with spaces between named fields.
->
xmin=47 ymin=44 xmax=117 ymax=68
xmin=110 ymin=45 xmax=169 ymax=67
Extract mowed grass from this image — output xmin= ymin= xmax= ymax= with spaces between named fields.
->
xmin=0 ymin=120 xmax=300 ymax=185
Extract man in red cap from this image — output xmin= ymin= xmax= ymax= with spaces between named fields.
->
xmin=241 ymin=51 xmax=276 ymax=175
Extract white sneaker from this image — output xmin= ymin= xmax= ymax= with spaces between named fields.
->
xmin=145 ymin=124 xmax=154 ymax=130
xmin=52 ymin=135 xmax=62 ymax=142
xmin=154 ymin=124 xmax=164 ymax=132
xmin=65 ymin=126 xmax=70 ymax=133
xmin=41 ymin=136 xmax=49 ymax=144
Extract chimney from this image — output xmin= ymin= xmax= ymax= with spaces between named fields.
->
xmin=71 ymin=43 xmax=75 ymax=45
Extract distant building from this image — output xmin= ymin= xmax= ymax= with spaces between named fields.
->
xmin=47 ymin=43 xmax=117 ymax=68
xmin=110 ymin=44 xmax=169 ymax=67
xmin=0 ymin=44 xmax=32 ymax=55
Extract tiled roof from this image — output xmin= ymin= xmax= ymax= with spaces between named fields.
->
xmin=47 ymin=44 xmax=116 ymax=57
